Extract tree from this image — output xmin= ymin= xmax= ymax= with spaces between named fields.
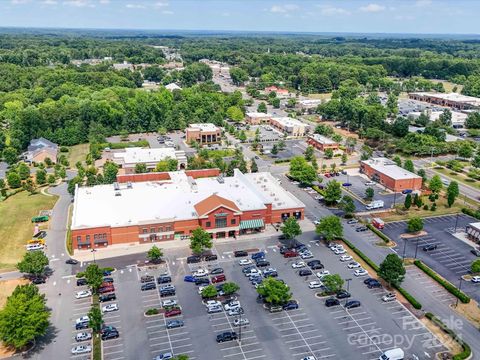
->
xmin=439 ymin=109 xmax=452 ymax=126
xmin=23 ymin=178 xmax=37 ymax=194
xmin=156 ymin=158 xmax=178 ymax=172
xmin=365 ymin=187 xmax=374 ymax=200
xmin=378 ymin=254 xmax=405 ymax=288
xmin=429 ymin=175 xmax=443 ymax=193
xmin=471 ymin=259 xmax=480 ymax=273
xmin=316 ymin=215 xmax=343 ymax=242
xmin=201 ymin=285 xmax=218 ymax=299
xmin=304 ymin=146 xmax=314 ymax=162
xmin=251 ymin=159 xmax=258 ymax=173
xmin=257 ymin=102 xmax=267 ymax=113
xmin=222 ymin=282 xmax=240 ymax=296
xmin=322 ymin=274 xmax=344 ymax=294
xmin=16 ymin=251 xmax=49 ymax=277
xmin=446 ymin=181 xmax=459 ymax=207
xmin=289 ymin=156 xmax=317 ymax=185
xmin=229 ymin=67 xmax=249 ymax=85
xmin=190 ymin=227 xmax=212 ymax=255
xmin=17 ymin=162 xmax=30 ymax=180
xmin=36 ymin=169 xmax=47 ymax=185
xmin=84 ymin=264 xmax=104 ymax=294
xmin=458 ymin=142 xmax=473 ymax=159
xmin=238 ymin=130 xmax=247 ymax=142
xmin=393 ymin=156 xmax=402 ymax=167
xmin=103 ymin=161 xmax=119 ymax=184
xmin=134 ymin=163 xmax=148 ymax=174
xmin=0 ymin=284 xmax=50 ymax=349
xmin=417 ymin=169 xmax=427 ymax=184
xmin=88 ymin=305 xmax=103 ymax=334
xmin=271 ymin=144 xmax=278 ymax=155
xmin=413 ymin=193 xmax=423 ymax=208
xmin=403 ymin=159 xmax=415 ymax=173
xmin=44 ymin=157 xmax=53 ymax=167
xmin=386 ymin=93 xmax=398 ymax=117
xmin=2 ymin=147 xmax=18 ymax=165
xmin=281 ymin=217 xmax=302 ymax=243
xmin=272 ymin=97 xmax=280 ymax=108
xmin=339 ymin=195 xmax=355 ymax=216
xmin=472 ymin=154 xmax=480 ymax=168
xmin=256 ymin=278 xmax=291 ymax=305
xmin=147 ymin=245 xmax=163 ymax=264
xmin=341 ymin=153 xmax=347 ymax=165
xmin=404 ymin=193 xmax=412 ymax=210
xmin=324 ymin=148 xmax=333 ymax=159
xmin=407 ymin=217 xmax=424 ymax=233
xmin=226 ymin=106 xmax=244 ymax=122
xmin=324 ymin=180 xmax=342 ymax=205
xmin=67 ymin=175 xmax=82 ymax=195
xmin=7 ymin=171 xmax=21 ymax=189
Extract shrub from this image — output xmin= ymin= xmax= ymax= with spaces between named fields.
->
xmin=423 ymin=205 xmax=429 ymax=210
xmin=462 ymin=207 xmax=480 ymax=220
xmin=60 ymin=146 xmax=69 ymax=153
xmin=414 ymin=260 xmax=470 ymax=303
xmin=430 ymin=203 xmax=436 ymax=211
xmin=76 ymin=272 xmax=85 ymax=278
xmin=396 ymin=286 xmax=422 ymax=309
xmin=366 ymin=224 xmax=391 ymax=244
xmin=145 ymin=308 xmax=159 ymax=315
xmin=101 ymin=267 xmax=114 ymax=273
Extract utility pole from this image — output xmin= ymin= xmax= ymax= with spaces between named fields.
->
xmin=454 ymin=213 xmax=460 ymax=233
xmin=237 ymin=310 xmax=243 ymax=345
xmin=456 ymin=278 xmax=464 ymax=308
xmin=414 ymin=238 xmax=420 ymax=259
xmin=402 ymin=239 xmax=408 ymax=259
xmin=344 ymin=278 xmax=352 ymax=306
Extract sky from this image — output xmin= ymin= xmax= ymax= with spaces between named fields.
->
xmin=0 ymin=0 xmax=478 ymax=35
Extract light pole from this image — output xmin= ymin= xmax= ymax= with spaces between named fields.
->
xmin=344 ymin=278 xmax=352 ymax=306
xmin=454 ymin=213 xmax=460 ymax=233
xmin=414 ymin=237 xmax=420 ymax=259
xmin=456 ymin=278 xmax=464 ymax=308
xmin=237 ymin=310 xmax=243 ymax=345
xmin=91 ymin=249 xmax=97 ymax=264
xmin=402 ymin=239 xmax=408 ymax=260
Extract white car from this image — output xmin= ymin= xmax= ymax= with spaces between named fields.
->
xmin=75 ymin=332 xmax=92 ymax=342
xmin=471 ymin=276 xmax=480 ymax=283
xmin=365 ymin=181 xmax=375 ymax=186
xmin=313 ymin=220 xmax=320 ymax=225
xmin=382 ymin=293 xmax=397 ymax=302
xmin=300 ymin=252 xmax=314 ymax=259
xmin=316 ymin=270 xmax=330 ymax=279
xmin=193 ymin=269 xmax=208 ymax=277
xmin=162 ymin=299 xmax=177 ymax=307
xmin=331 ymin=244 xmax=344 ymax=252
xmin=354 ymin=268 xmax=368 ymax=277
xmin=26 ymin=243 xmax=44 ymax=251
xmin=197 ymin=286 xmax=207 ymax=294
xmin=154 ymin=352 xmax=173 ymax=360
xmin=347 ymin=262 xmax=361 ymax=269
xmin=339 ymin=255 xmax=353 ymax=262
xmin=233 ymin=318 xmax=249 ymax=326
xmin=71 ymin=345 xmax=91 ymax=355
xmin=205 ymin=300 xmax=222 ymax=308
xmin=292 ymin=261 xmax=306 ymax=269
xmin=334 ymin=248 xmax=346 ymax=255
xmin=308 ymin=281 xmax=323 ymax=289
xmin=314 ymin=195 xmax=324 ymax=200
xmin=102 ymin=303 xmax=119 ymax=313
xmin=239 ymin=259 xmax=253 ymax=266
xmin=227 ymin=307 xmax=244 ymax=316
xmin=302 ymin=356 xmax=317 ymax=360
xmin=224 ymin=301 xmax=241 ymax=311
xmin=75 ymin=290 xmax=92 ymax=299
xmin=75 ymin=316 xmax=89 ymax=324
xmin=245 ymin=269 xmax=261 ymax=277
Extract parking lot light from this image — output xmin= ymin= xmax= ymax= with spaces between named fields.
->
xmin=91 ymin=249 xmax=97 ymax=264
xmin=344 ymin=278 xmax=352 ymax=306
xmin=455 ymin=277 xmax=463 ymax=308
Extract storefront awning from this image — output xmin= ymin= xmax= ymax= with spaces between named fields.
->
xmin=240 ymin=219 xmax=264 ymax=230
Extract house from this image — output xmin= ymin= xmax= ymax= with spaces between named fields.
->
xmin=186 ymin=123 xmax=222 ymax=145
xmin=264 ymin=86 xmax=290 ymax=97
xmin=113 ymin=61 xmax=134 ymax=71
xmin=24 ymin=137 xmax=58 ymax=164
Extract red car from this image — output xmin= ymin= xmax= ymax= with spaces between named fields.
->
xmin=324 ymin=173 xmax=331 ymax=178
xmin=212 ymin=274 xmax=226 ymax=283
xmin=99 ymin=286 xmax=115 ymax=294
xmin=283 ymin=250 xmax=298 ymax=258
xmin=165 ymin=308 xmax=182 ymax=317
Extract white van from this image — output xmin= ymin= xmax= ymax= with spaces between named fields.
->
xmin=26 ymin=243 xmax=44 ymax=251
xmin=379 ymin=348 xmax=404 ymax=360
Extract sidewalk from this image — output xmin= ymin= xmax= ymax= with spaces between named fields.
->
xmin=72 ymin=220 xmax=316 ymax=262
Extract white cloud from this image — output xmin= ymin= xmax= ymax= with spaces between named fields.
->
xmin=153 ymin=1 xmax=168 ymax=7
xmin=42 ymin=0 xmax=58 ymax=4
xmin=63 ymin=0 xmax=94 ymax=7
xmin=99 ymin=0 xmax=109 ymax=4
xmin=270 ymin=4 xmax=299 ymax=13
xmin=415 ymin=0 xmax=432 ymax=7
xmin=221 ymin=11 xmax=230 ymax=17
xmin=126 ymin=3 xmax=145 ymax=8
xmin=162 ymin=10 xmax=173 ymax=14
xmin=359 ymin=3 xmax=385 ymax=12
xmin=317 ymin=5 xmax=350 ymax=16
xmin=395 ymin=14 xmax=414 ymax=20
xmin=11 ymin=0 xmax=29 ymax=4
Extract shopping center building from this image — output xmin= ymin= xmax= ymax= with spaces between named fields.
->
xmin=71 ymin=169 xmax=305 ymax=250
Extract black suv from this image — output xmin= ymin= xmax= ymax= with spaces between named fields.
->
xmin=204 ymin=254 xmax=218 ymax=261
xmin=31 ymin=276 xmax=46 ymax=284
xmin=187 ymin=255 xmax=201 ymax=264
xmin=76 ymin=278 xmax=88 ymax=286
xmin=195 ymin=278 xmax=210 ymax=286
xmin=471 ymin=249 xmax=480 ymax=257
xmin=366 ymin=279 xmax=381 ymax=289
xmin=160 ymin=289 xmax=175 ymax=297
xmin=157 ymin=276 xmax=172 ymax=284
xmin=75 ymin=322 xmax=89 ymax=330
xmin=423 ymin=244 xmax=438 ymax=251
xmin=307 ymin=260 xmax=324 ymax=270
xmin=103 ymin=277 xmax=114 ymax=284
xmin=101 ymin=330 xmax=119 ymax=340
xmin=141 ymin=282 xmax=156 ymax=291
xmin=234 ymin=250 xmax=248 ymax=257
xmin=99 ymin=293 xmax=116 ymax=302
xmin=256 ymin=260 xmax=270 ymax=267
xmin=336 ymin=290 xmax=351 ymax=299
xmin=298 ymin=269 xmax=312 ymax=276
xmin=216 ymin=331 xmax=237 ymax=343
xmin=325 ymin=298 xmax=340 ymax=307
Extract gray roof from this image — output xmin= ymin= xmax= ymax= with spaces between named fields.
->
xmin=27 ymin=137 xmax=58 ymax=152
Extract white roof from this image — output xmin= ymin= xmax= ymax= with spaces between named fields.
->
xmin=308 ymin=134 xmax=336 ymax=145
xmin=246 ymin=112 xmax=272 ymax=118
xmin=408 ymin=111 xmax=467 ymax=124
xmin=72 ymin=170 xmax=304 ymax=229
xmin=188 ymin=123 xmax=220 ymax=132
xmin=112 ymin=147 xmax=182 ymax=166
xmin=411 ymin=92 xmax=480 ymax=106
xmin=299 ymin=99 xmax=322 ymax=106
xmin=362 ymin=157 xmax=421 ymax=181
xmin=271 ymin=117 xmax=305 ymax=127
xmin=165 ymin=83 xmax=182 ymax=91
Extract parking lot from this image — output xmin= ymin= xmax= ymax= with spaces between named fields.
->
xmin=71 ymin=288 xmax=93 ymax=360
xmin=382 ymin=214 xmax=480 ymax=302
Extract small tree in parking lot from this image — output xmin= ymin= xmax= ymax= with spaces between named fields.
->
xmin=365 ymin=187 xmax=374 ymax=200
xmin=471 ymin=259 xmax=480 ymax=273
xmin=147 ymin=245 xmax=163 ymax=264
xmin=190 ymin=227 xmax=213 ymax=255
xmin=84 ymin=264 xmax=104 ymax=294
xmin=281 ymin=217 xmax=302 ymax=247
xmin=201 ymin=285 xmax=218 ymax=299
xmin=316 ymin=216 xmax=343 ymax=243
xmin=404 ymin=193 xmax=412 ymax=210
xmin=321 ymin=274 xmax=344 ymax=294
xmin=407 ymin=217 xmax=424 ymax=233
xmin=88 ymin=305 xmax=103 ymax=334
xmin=222 ymin=282 xmax=240 ymax=296
xmin=378 ymin=254 xmax=405 ymax=288
xmin=16 ymin=251 xmax=49 ymax=277
xmin=257 ymin=278 xmax=291 ymax=305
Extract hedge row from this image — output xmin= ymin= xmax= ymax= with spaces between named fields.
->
xmin=274 ymin=158 xmax=291 ymax=164
xmin=366 ymin=224 xmax=391 ymax=244
xmin=414 ymin=260 xmax=470 ymax=304
xmin=462 ymin=207 xmax=480 ymax=220
xmin=425 ymin=312 xmax=472 ymax=360
xmin=342 ymin=238 xmax=422 ymax=309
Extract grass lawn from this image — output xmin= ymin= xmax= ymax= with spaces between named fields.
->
xmin=433 ymin=168 xmax=480 ymax=190
xmin=307 ymin=93 xmax=332 ymax=100
xmin=0 ymin=191 xmax=58 ymax=272
xmin=67 ymin=143 xmax=89 ymax=167
xmin=374 ymin=195 xmax=462 ymax=222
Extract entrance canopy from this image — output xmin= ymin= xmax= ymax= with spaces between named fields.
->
xmin=240 ymin=219 xmax=264 ymax=230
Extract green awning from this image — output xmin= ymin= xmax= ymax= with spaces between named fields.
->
xmin=240 ymin=219 xmax=265 ymax=230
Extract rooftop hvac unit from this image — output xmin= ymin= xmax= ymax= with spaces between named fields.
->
xmin=270 ymin=193 xmax=275 ymax=196
xmin=274 ymin=197 xmax=279 ymax=201
xmin=127 ymin=182 xmax=132 ymax=189
xmin=217 ymin=175 xmax=224 ymax=184
xmin=113 ymin=182 xmax=120 ymax=191
xmin=115 ymin=191 xmax=121 ymax=197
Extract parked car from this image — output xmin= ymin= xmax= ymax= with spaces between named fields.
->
xmin=103 ymin=277 xmax=114 ymax=284
xmin=166 ymin=320 xmax=184 ymax=329
xmin=227 ymin=307 xmax=244 ymax=316
xmin=354 ymin=268 xmax=368 ymax=277
xmin=153 ymin=353 xmax=173 ymax=360
xmin=224 ymin=301 xmax=241 ymax=311
xmin=210 ymin=268 xmax=224 ymax=275
xmin=308 ymin=281 xmax=323 ymax=289
xmin=66 ymin=259 xmax=78 ymax=265
xmin=187 ymin=255 xmax=201 ymax=264
xmin=193 ymin=269 xmax=209 ymax=277
xmin=31 ymin=276 xmax=46 ymax=284
xmin=207 ymin=305 xmax=223 ymax=314
xmin=75 ymin=332 xmax=92 ymax=342
xmin=157 ymin=276 xmax=172 ymax=284
xmin=233 ymin=318 xmax=249 ymax=326
xmin=141 ymin=275 xmax=155 ymax=283
xmin=75 ymin=290 xmax=92 ymax=299
xmin=251 ymin=252 xmax=265 ymax=260
xmin=355 ymin=226 xmax=368 ymax=232
xmin=239 ymin=259 xmax=253 ymax=266
xmin=102 ymin=303 xmax=119 ymax=313
xmin=162 ymin=299 xmax=177 ymax=307
xmin=339 ymin=255 xmax=353 ymax=262
xmin=347 ymin=219 xmax=359 ymax=224
xmin=165 ymin=308 xmax=182 ymax=317
xmin=292 ymin=261 xmax=306 ymax=269
xmin=283 ymin=300 xmax=299 ymax=310
xmin=325 ymin=298 xmax=340 ymax=307
xmin=333 ymin=248 xmax=346 ymax=255
xmin=204 ymin=254 xmax=218 ymax=261
xmin=471 ymin=249 xmax=480 ymax=257
xmin=283 ymin=250 xmax=298 ymax=258
xmin=268 ymin=305 xmax=283 ymax=313
xmin=184 ymin=275 xmax=196 ymax=282
xmin=345 ymin=300 xmax=361 ymax=309
xmin=195 ymin=278 xmax=210 ymax=286
xmin=216 ymin=331 xmax=237 ymax=343
xmin=99 ymin=285 xmax=114 ymax=294
xmin=316 ymin=270 xmax=330 ymax=279
xmin=299 ymin=269 xmax=313 ymax=277
xmin=336 ymin=290 xmax=351 ymax=299
xmin=99 ymin=293 xmax=116 ymax=302
xmin=234 ymin=250 xmax=248 ymax=257
xmin=256 ymin=260 xmax=270 ymax=267
xmin=76 ymin=278 xmax=88 ymax=286
xmin=347 ymin=262 xmax=361 ymax=269
xmin=382 ymin=293 xmax=397 ymax=302
xmin=101 ymin=329 xmax=119 ymax=340
xmin=141 ymin=283 xmax=156 ymax=291
xmin=300 ymin=251 xmax=314 ymax=259
xmin=423 ymin=244 xmax=438 ymax=251
xmin=367 ymin=279 xmax=382 ymax=288
xmin=471 ymin=276 xmax=480 ymax=283
xmin=212 ymin=274 xmax=226 ymax=283
xmin=71 ymin=345 xmax=92 ymax=355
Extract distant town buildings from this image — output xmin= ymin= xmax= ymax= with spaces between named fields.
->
xmin=186 ymin=123 xmax=222 ymax=145
xmin=360 ymin=157 xmax=422 ymax=192
xmin=306 ymin=134 xmax=339 ymax=152
xmin=298 ymin=99 xmax=322 ymax=110
xmin=113 ymin=61 xmax=134 ymax=71
xmin=409 ymin=92 xmax=480 ymax=110
xmin=408 ymin=110 xmax=467 ymax=128
xmin=269 ymin=117 xmax=309 ymax=137
xmin=112 ymin=147 xmax=187 ymax=174
xmin=245 ymin=112 xmax=273 ymax=125
xmin=24 ymin=137 xmax=58 ymax=164
xmin=71 ymin=169 xmax=305 ymax=250
xmin=264 ymin=86 xmax=290 ymax=98
xmin=165 ymin=83 xmax=182 ymax=91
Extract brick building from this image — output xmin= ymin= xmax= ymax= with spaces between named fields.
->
xmin=245 ymin=112 xmax=272 ymax=125
xmin=360 ymin=157 xmax=422 ymax=192
xmin=408 ymin=92 xmax=480 ymax=110
xmin=24 ymin=137 xmax=58 ymax=164
xmin=186 ymin=123 xmax=222 ymax=145
xmin=71 ymin=169 xmax=305 ymax=250
xmin=270 ymin=117 xmax=309 ymax=137
xmin=306 ymin=134 xmax=339 ymax=152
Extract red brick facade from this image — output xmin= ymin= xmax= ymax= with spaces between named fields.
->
xmin=360 ymin=162 xmax=422 ymax=192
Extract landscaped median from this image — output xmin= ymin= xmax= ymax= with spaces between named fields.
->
xmin=425 ymin=312 xmax=472 ymax=360
xmin=92 ymin=294 xmax=102 ymax=360
xmin=414 ymin=260 xmax=470 ymax=304
xmin=366 ymin=224 xmax=392 ymax=244
xmin=341 ymin=238 xmax=423 ymax=310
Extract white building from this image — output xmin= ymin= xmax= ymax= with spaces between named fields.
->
xmin=112 ymin=147 xmax=187 ymax=174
